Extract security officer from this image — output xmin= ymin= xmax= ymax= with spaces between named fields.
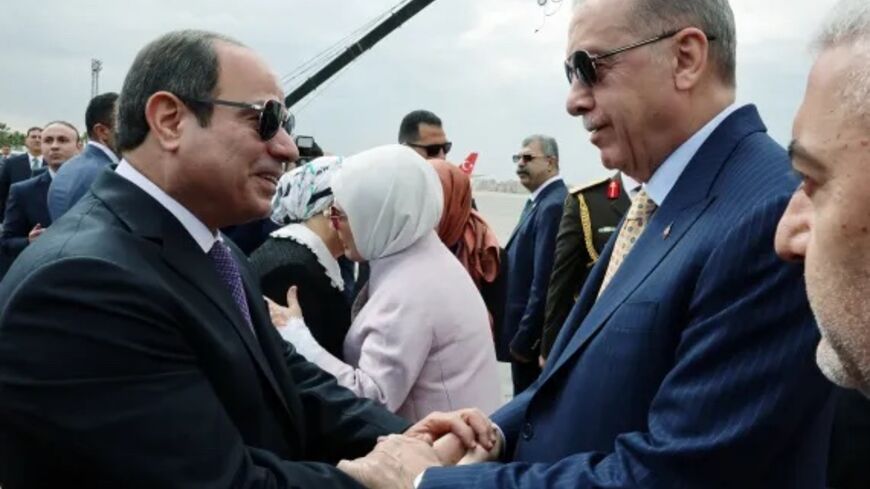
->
xmin=540 ymin=173 xmax=632 ymax=365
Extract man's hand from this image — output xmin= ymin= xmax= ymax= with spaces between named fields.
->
xmin=265 ymin=285 xmax=303 ymax=328
xmin=433 ymin=430 xmax=502 ymax=466
xmin=338 ymin=435 xmax=441 ymax=489
xmin=27 ymin=223 xmax=44 ymax=243
xmin=405 ymin=409 xmax=496 ymax=451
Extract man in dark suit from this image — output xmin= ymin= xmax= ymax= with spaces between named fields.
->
xmin=0 ymin=126 xmax=43 ymax=219
xmin=539 ymin=173 xmax=630 ymax=365
xmin=0 ymin=30 xmax=492 ymax=488
xmin=47 ymin=92 xmax=119 ymax=220
xmin=497 ymin=134 xmax=567 ymax=395
xmin=774 ymin=2 xmax=870 ymax=487
xmin=1 ymin=121 xmax=81 ymax=261
xmin=382 ymin=0 xmax=834 ymax=487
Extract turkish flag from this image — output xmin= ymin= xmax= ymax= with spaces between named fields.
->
xmin=459 ymin=152 xmax=478 ymax=175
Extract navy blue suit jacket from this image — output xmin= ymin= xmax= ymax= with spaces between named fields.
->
xmin=0 ymin=154 xmax=43 ymax=219
xmin=497 ymin=180 xmax=568 ymax=361
xmin=421 ymin=106 xmax=834 ymax=488
xmin=47 ymin=143 xmax=114 ymax=221
xmin=1 ymin=171 xmax=52 ymax=259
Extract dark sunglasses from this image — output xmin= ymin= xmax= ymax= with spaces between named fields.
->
xmin=564 ymin=29 xmax=717 ymax=87
xmin=184 ymin=98 xmax=295 ymax=141
xmin=512 ymin=153 xmax=547 ymax=164
xmin=406 ymin=142 xmax=453 ymax=158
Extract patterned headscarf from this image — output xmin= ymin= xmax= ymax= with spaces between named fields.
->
xmin=271 ymin=156 xmax=343 ymax=225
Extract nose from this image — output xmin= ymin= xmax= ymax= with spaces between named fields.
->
xmin=566 ymin=78 xmax=594 ymax=117
xmin=774 ymin=189 xmax=813 ymax=262
xmin=268 ymin=128 xmax=299 ymax=165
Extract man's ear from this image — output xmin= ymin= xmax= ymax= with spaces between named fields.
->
xmin=672 ymin=27 xmax=711 ymax=91
xmin=144 ymin=91 xmax=187 ymax=152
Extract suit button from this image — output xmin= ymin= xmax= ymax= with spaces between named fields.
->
xmin=521 ymin=422 xmax=534 ymax=440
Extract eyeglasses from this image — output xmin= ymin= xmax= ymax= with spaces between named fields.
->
xmin=564 ymin=29 xmax=717 ymax=87
xmin=406 ymin=142 xmax=453 ymax=158
xmin=512 ymin=153 xmax=547 ymax=164
xmin=327 ymin=205 xmax=347 ymax=229
xmin=184 ymin=98 xmax=295 ymax=141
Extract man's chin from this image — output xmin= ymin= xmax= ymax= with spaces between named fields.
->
xmin=816 ymin=338 xmax=863 ymax=390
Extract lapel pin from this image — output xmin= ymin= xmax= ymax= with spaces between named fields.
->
xmin=663 ymin=223 xmax=673 ymax=239
xmin=607 ymin=179 xmax=620 ymax=200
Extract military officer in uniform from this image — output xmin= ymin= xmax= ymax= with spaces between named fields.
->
xmin=540 ymin=173 xmax=633 ymax=365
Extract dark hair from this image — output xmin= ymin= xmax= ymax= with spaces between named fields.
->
xmin=116 ymin=30 xmax=244 ymax=152
xmin=85 ymin=92 xmax=119 ymax=138
xmin=398 ymin=110 xmax=442 ymax=144
xmin=26 ymin=127 xmax=41 ymax=136
xmin=43 ymin=120 xmax=80 ymax=139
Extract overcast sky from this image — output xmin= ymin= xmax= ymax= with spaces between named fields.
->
xmin=0 ymin=0 xmax=835 ymax=184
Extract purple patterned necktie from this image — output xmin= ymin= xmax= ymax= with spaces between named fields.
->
xmin=208 ymin=240 xmax=255 ymax=333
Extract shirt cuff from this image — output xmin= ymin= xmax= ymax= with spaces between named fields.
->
xmin=414 ymin=470 xmax=425 ymax=488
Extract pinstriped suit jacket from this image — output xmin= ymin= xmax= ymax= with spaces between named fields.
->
xmin=421 ymin=105 xmax=834 ymax=488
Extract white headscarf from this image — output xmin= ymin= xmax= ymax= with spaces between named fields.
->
xmin=271 ymin=156 xmax=343 ymax=225
xmin=332 ymin=145 xmax=443 ymax=261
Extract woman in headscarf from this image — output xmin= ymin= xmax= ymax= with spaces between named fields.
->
xmin=428 ymin=159 xmax=503 ymax=327
xmin=274 ymin=145 xmax=501 ymax=422
xmin=250 ymin=156 xmax=350 ymax=360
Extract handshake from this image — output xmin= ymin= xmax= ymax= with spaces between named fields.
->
xmin=337 ymin=408 xmax=502 ymax=489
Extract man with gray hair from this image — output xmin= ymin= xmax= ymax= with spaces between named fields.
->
xmin=496 ymin=134 xmax=566 ymax=394
xmin=775 ymin=0 xmax=870 ymax=486
xmin=344 ymin=0 xmax=832 ymax=487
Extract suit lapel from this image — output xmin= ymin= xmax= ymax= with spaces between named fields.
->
xmin=542 ymin=105 xmax=768 ymax=384
xmin=234 ymin=243 xmax=304 ymax=425
xmin=91 ymin=171 xmax=296 ymax=422
xmin=505 ymin=199 xmax=536 ymax=249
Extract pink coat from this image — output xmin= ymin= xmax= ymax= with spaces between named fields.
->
xmin=337 ymin=232 xmax=501 ymax=421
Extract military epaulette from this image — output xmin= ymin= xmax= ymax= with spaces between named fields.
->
xmin=569 ymin=175 xmax=611 ymax=195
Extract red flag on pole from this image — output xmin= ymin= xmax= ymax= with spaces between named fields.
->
xmin=459 ymin=152 xmax=478 ymax=175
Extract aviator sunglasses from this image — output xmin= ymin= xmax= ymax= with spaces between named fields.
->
xmin=184 ymin=98 xmax=295 ymax=140
xmin=406 ymin=141 xmax=453 ymax=158
xmin=564 ymin=29 xmax=717 ymax=87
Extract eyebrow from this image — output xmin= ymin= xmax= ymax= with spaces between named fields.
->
xmin=788 ymin=140 xmax=827 ymax=173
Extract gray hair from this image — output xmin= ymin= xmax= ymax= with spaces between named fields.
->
xmin=116 ymin=30 xmax=244 ymax=152
xmin=812 ymin=0 xmax=870 ymax=115
xmin=523 ymin=134 xmax=559 ymax=160
xmin=574 ymin=0 xmax=736 ymax=86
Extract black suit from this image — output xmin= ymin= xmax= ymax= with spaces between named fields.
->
xmin=540 ymin=175 xmax=630 ymax=358
xmin=0 ymin=170 xmax=52 ymax=260
xmin=0 ymin=153 xmax=42 ymax=218
xmin=0 ymin=170 xmax=409 ymax=488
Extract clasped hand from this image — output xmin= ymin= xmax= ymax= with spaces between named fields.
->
xmin=338 ymin=409 xmax=502 ymax=489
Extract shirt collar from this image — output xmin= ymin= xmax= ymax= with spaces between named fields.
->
xmin=644 ymin=103 xmax=741 ymax=206
xmin=529 ymin=175 xmax=563 ymax=202
xmin=87 ymin=140 xmax=119 ymax=164
xmin=115 ymin=159 xmax=218 ymax=253
xmin=620 ymin=173 xmax=641 ymax=199
xmin=47 ymin=167 xmax=56 ymax=179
